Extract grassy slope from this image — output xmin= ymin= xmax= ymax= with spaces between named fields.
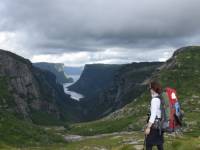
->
xmin=1 ymin=47 xmax=200 ymax=150
xmin=63 ymin=47 xmax=200 ymax=149
xmin=0 ymin=76 xmax=64 ymax=148
xmin=0 ymin=111 xmax=65 ymax=148
xmin=67 ymin=92 xmax=149 ymax=136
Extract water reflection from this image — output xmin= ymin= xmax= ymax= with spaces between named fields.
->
xmin=63 ymin=75 xmax=84 ymax=101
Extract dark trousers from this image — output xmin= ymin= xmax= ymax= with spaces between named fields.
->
xmin=146 ymin=144 xmax=163 ymax=150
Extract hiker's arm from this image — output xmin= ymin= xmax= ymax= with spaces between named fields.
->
xmin=148 ymin=98 xmax=160 ymax=127
xmin=146 ymin=122 xmax=153 ymax=128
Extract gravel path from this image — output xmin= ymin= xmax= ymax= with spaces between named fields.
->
xmin=64 ymin=131 xmax=136 ymax=142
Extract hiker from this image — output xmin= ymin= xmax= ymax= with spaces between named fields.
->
xmin=145 ymin=81 xmax=164 ymax=150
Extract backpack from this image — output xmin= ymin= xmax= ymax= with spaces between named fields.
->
xmin=159 ymin=87 xmax=183 ymax=133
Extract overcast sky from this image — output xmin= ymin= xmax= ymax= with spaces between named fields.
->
xmin=0 ymin=0 xmax=200 ymax=66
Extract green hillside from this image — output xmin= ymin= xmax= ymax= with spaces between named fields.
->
xmin=64 ymin=46 xmax=200 ymax=149
xmin=0 ymin=111 xmax=64 ymax=149
xmin=1 ymin=47 xmax=200 ymax=150
xmin=69 ymin=62 xmax=162 ymax=121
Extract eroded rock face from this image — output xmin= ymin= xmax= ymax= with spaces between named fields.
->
xmin=0 ymin=50 xmax=72 ymax=122
xmin=33 ymin=62 xmax=73 ymax=84
xmin=96 ymin=62 xmax=163 ymax=117
xmin=0 ymin=50 xmax=37 ymax=118
xmin=68 ymin=62 xmax=162 ymax=121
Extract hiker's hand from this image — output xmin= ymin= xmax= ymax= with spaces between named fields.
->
xmin=145 ymin=127 xmax=151 ymax=135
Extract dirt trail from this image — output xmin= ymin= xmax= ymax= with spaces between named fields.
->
xmin=63 ymin=131 xmax=140 ymax=142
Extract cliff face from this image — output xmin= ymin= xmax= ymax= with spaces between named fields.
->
xmin=104 ymin=62 xmax=163 ymax=109
xmin=69 ymin=64 xmax=122 ymax=97
xmin=0 ymin=50 xmax=40 ymax=119
xmin=0 ymin=49 xmax=165 ymax=123
xmin=68 ymin=46 xmax=200 ymax=137
xmin=90 ymin=62 xmax=163 ymax=120
xmin=33 ymin=62 xmax=73 ymax=84
xmin=103 ymin=46 xmax=200 ymax=127
xmin=0 ymin=50 xmax=80 ymax=124
xmin=68 ymin=62 xmax=162 ymax=121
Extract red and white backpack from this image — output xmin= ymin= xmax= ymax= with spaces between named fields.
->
xmin=160 ymin=87 xmax=183 ymax=133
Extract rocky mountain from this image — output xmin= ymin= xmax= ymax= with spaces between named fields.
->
xmin=69 ymin=62 xmax=162 ymax=121
xmin=69 ymin=64 xmax=122 ymax=97
xmin=1 ymin=46 xmax=200 ymax=149
xmin=34 ymin=62 xmax=73 ymax=84
xmin=0 ymin=50 xmax=81 ymax=125
xmin=0 ymin=50 xmax=162 ymax=124
xmin=68 ymin=46 xmax=200 ymax=137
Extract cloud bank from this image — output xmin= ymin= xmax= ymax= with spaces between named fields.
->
xmin=0 ymin=0 xmax=200 ymax=66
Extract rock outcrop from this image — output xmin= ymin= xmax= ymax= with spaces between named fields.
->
xmin=33 ymin=62 xmax=73 ymax=84
xmin=0 ymin=49 xmax=80 ymax=124
xmin=68 ymin=62 xmax=162 ymax=121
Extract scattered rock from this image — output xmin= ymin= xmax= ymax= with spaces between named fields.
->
xmin=192 ymin=95 xmax=200 ymax=99
xmin=111 ymin=136 xmax=122 ymax=139
xmin=127 ymin=141 xmax=138 ymax=145
xmin=64 ymin=135 xmax=83 ymax=142
xmin=134 ymin=145 xmax=144 ymax=150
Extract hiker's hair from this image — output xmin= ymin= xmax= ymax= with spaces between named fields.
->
xmin=149 ymin=80 xmax=162 ymax=94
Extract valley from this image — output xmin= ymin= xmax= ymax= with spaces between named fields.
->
xmin=0 ymin=47 xmax=200 ymax=150
xmin=63 ymin=83 xmax=84 ymax=101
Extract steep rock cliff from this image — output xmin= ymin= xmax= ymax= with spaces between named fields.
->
xmin=68 ymin=62 xmax=162 ymax=121
xmin=33 ymin=62 xmax=73 ymax=84
xmin=0 ymin=49 xmax=81 ymax=124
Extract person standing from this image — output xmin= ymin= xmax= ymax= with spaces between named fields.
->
xmin=145 ymin=81 xmax=164 ymax=150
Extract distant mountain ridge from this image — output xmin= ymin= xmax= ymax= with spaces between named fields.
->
xmin=34 ymin=62 xmax=73 ymax=84
xmin=104 ymin=46 xmax=200 ymax=127
xmin=0 ymin=50 xmax=162 ymax=124
xmin=68 ymin=46 xmax=200 ymax=137
xmin=69 ymin=62 xmax=163 ymax=120
xmin=69 ymin=64 xmax=122 ymax=97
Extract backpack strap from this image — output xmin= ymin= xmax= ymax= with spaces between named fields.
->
xmin=155 ymin=95 xmax=163 ymax=119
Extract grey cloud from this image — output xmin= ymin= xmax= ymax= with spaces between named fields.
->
xmin=0 ymin=0 xmax=200 ymax=56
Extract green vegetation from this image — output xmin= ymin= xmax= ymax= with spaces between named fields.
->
xmin=1 ymin=47 xmax=200 ymax=150
xmin=66 ymin=91 xmax=149 ymax=136
xmin=69 ymin=62 xmax=161 ymax=121
xmin=1 ymin=131 xmax=200 ymax=150
xmin=0 ymin=111 xmax=64 ymax=148
xmin=67 ymin=116 xmax=139 ymax=136
xmin=61 ymin=47 xmax=200 ymax=150
xmin=30 ymin=110 xmax=63 ymax=126
xmin=67 ymin=47 xmax=200 ymax=136
xmin=157 ymin=47 xmax=200 ymax=131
